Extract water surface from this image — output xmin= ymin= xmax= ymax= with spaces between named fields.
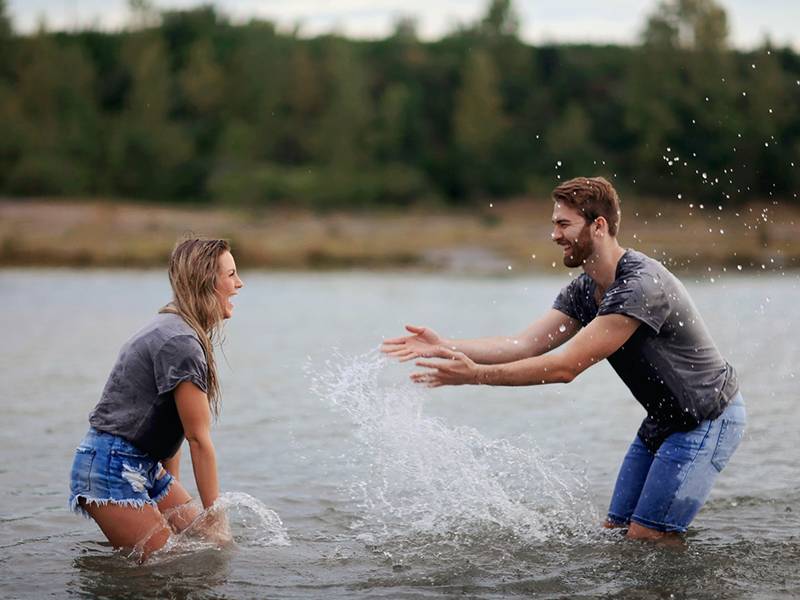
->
xmin=1 ymin=269 xmax=798 ymax=598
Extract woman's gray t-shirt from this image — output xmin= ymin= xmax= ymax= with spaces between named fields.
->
xmin=89 ymin=312 xmax=208 ymax=460
xmin=553 ymin=249 xmax=739 ymax=452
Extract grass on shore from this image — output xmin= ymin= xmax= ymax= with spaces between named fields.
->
xmin=1 ymin=197 xmax=798 ymax=273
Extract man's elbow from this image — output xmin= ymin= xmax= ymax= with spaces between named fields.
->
xmin=555 ymin=362 xmax=580 ymax=384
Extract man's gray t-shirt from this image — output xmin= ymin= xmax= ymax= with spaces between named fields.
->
xmin=89 ymin=312 xmax=208 ymax=460
xmin=553 ymin=249 xmax=739 ymax=452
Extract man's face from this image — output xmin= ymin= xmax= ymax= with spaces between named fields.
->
xmin=551 ymin=202 xmax=594 ymax=268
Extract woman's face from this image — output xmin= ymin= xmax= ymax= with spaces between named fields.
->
xmin=215 ymin=251 xmax=243 ymax=319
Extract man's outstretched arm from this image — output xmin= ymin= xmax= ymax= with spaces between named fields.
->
xmin=411 ymin=314 xmax=640 ymax=387
xmin=382 ymin=309 xmax=581 ymax=365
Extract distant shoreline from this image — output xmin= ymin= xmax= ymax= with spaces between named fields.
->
xmin=1 ymin=197 xmax=797 ymax=273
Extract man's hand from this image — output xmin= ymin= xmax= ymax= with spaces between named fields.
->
xmin=381 ymin=325 xmax=445 ymax=362
xmin=410 ymin=346 xmax=481 ymax=387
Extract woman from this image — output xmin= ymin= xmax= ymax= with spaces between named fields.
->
xmin=69 ymin=238 xmax=243 ymax=559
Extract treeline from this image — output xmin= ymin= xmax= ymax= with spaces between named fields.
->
xmin=0 ymin=0 xmax=798 ymax=207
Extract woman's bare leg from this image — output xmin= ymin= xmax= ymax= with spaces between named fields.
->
xmin=80 ymin=499 xmax=171 ymax=561
xmin=156 ymin=475 xmax=201 ymax=533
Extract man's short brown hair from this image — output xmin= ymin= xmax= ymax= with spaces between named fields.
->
xmin=552 ymin=176 xmax=621 ymax=236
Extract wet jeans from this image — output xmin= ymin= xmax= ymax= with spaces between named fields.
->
xmin=607 ymin=393 xmax=746 ymax=532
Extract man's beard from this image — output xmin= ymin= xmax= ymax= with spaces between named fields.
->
xmin=562 ymin=224 xmax=594 ymax=268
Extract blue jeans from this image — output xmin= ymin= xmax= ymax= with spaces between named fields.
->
xmin=607 ymin=393 xmax=746 ymax=533
xmin=69 ymin=428 xmax=174 ymax=518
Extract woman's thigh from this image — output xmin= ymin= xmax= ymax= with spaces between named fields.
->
xmin=82 ymin=499 xmax=171 ymax=559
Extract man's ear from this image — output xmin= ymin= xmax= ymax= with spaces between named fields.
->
xmin=594 ymin=216 xmax=609 ymax=235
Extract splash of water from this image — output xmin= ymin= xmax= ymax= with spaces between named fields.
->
xmin=312 ymin=350 xmax=599 ymax=550
xmin=134 ymin=491 xmax=289 ymax=563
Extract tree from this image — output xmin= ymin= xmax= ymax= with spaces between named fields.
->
xmin=643 ymin=0 xmax=728 ymax=52
xmin=179 ymin=38 xmax=225 ymax=116
xmin=315 ymin=38 xmax=371 ymax=168
xmin=453 ymin=49 xmax=505 ymax=159
xmin=4 ymin=32 xmax=99 ymax=195
xmin=479 ymin=0 xmax=520 ymax=39
xmin=108 ymin=33 xmax=192 ymax=198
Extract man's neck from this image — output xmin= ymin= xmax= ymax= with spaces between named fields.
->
xmin=583 ymin=243 xmax=626 ymax=292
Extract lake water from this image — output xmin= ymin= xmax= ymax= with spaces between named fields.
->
xmin=1 ymin=268 xmax=798 ymax=599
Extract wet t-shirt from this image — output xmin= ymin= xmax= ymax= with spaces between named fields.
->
xmin=552 ymin=249 xmax=738 ymax=451
xmin=89 ymin=312 xmax=208 ymax=460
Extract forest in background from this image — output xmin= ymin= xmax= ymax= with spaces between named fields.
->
xmin=0 ymin=0 xmax=798 ymax=209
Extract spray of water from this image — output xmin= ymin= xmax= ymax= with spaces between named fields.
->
xmin=312 ymin=350 xmax=599 ymax=553
xmin=132 ymin=491 xmax=290 ymax=563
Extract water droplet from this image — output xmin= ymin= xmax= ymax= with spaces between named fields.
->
xmin=737 ymin=265 xmax=742 ymax=271
xmin=558 ymin=324 xmax=567 ymax=333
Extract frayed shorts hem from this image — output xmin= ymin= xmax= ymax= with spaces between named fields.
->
xmin=70 ymin=477 xmax=175 ymax=518
xmin=70 ymin=495 xmax=151 ymax=519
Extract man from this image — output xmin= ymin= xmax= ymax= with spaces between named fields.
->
xmin=381 ymin=176 xmax=745 ymax=542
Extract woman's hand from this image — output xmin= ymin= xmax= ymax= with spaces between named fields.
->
xmin=410 ymin=346 xmax=484 ymax=387
xmin=381 ymin=325 xmax=446 ymax=362
xmin=191 ymin=504 xmax=233 ymax=547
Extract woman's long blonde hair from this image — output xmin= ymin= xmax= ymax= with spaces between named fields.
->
xmin=160 ymin=238 xmax=231 ymax=417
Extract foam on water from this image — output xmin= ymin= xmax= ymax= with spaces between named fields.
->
xmin=312 ymin=351 xmax=599 ymax=550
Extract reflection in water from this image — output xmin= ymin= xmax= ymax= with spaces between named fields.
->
xmin=73 ymin=546 xmax=232 ymax=600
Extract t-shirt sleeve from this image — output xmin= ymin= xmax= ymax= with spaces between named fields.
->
xmin=552 ymin=278 xmax=585 ymax=322
xmin=597 ymin=273 xmax=670 ymax=334
xmin=153 ymin=335 xmax=208 ymax=395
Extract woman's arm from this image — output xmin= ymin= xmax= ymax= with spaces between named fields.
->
xmin=163 ymin=446 xmax=181 ymax=480
xmin=174 ymin=381 xmax=219 ymax=509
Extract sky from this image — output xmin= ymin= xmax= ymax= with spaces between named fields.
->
xmin=7 ymin=0 xmax=800 ymax=50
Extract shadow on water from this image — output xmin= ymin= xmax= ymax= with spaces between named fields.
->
xmin=70 ymin=544 xmax=232 ymax=599
xmin=350 ymin=529 xmax=800 ymax=598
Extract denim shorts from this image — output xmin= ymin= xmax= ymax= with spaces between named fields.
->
xmin=69 ymin=428 xmax=174 ymax=518
xmin=607 ymin=393 xmax=746 ymax=533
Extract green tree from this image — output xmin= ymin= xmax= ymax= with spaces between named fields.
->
xmin=4 ymin=31 xmax=99 ymax=195
xmin=643 ymin=0 xmax=728 ymax=52
xmin=0 ymin=0 xmax=12 ymax=72
xmin=547 ymin=103 xmax=599 ymax=174
xmin=180 ymin=38 xmax=225 ymax=116
xmin=108 ymin=33 xmax=192 ymax=198
xmin=453 ymin=49 xmax=505 ymax=159
xmin=479 ymin=0 xmax=520 ymax=39
xmin=315 ymin=38 xmax=371 ymax=168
